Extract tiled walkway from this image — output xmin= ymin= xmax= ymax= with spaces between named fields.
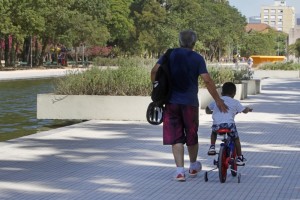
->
xmin=0 ymin=78 xmax=299 ymax=200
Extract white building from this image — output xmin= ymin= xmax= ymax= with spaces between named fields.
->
xmin=260 ymin=0 xmax=295 ymax=34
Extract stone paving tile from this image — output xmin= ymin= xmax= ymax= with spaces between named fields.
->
xmin=0 ymin=78 xmax=299 ymax=200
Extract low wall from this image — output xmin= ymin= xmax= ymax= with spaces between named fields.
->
xmin=37 ymin=94 xmax=151 ymax=121
xmin=253 ymin=70 xmax=300 ymax=79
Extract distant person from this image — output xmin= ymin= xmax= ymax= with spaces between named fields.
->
xmin=247 ymin=57 xmax=253 ymax=70
xmin=151 ymin=30 xmax=227 ymax=182
xmin=206 ymin=82 xmax=252 ymax=166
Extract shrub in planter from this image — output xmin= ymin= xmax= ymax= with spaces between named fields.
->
xmin=198 ymin=66 xmax=234 ymax=108
xmin=233 ymin=67 xmax=253 ymax=84
xmin=40 ymin=64 xmax=153 ymax=120
xmin=199 ymin=66 xmax=235 ymax=88
xmin=258 ymin=62 xmax=300 ymax=70
xmin=93 ymin=57 xmax=156 ymax=68
xmin=54 ymin=65 xmax=152 ymax=96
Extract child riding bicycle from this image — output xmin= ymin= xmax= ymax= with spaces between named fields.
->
xmin=205 ymin=82 xmax=252 ymax=166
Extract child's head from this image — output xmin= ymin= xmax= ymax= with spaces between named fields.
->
xmin=222 ymin=82 xmax=236 ymax=97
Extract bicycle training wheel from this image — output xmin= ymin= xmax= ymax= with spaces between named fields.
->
xmin=218 ymin=146 xmax=227 ymax=183
xmin=231 ymin=147 xmax=237 ymax=177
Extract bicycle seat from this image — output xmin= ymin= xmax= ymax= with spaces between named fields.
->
xmin=216 ymin=128 xmax=231 ymax=135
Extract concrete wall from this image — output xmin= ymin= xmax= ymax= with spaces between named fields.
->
xmin=253 ymin=70 xmax=300 ymax=79
xmin=37 ymin=94 xmax=152 ymax=121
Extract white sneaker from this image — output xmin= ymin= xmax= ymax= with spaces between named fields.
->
xmin=208 ymin=145 xmax=216 ymax=155
xmin=189 ymin=161 xmax=202 ymax=177
xmin=236 ymin=155 xmax=247 ymax=166
xmin=175 ymin=173 xmax=186 ymax=182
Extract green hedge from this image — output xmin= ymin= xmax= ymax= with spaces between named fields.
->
xmin=199 ymin=66 xmax=252 ymax=88
xmin=259 ymin=62 xmax=300 ymax=70
xmin=54 ymin=66 xmax=151 ymax=96
xmin=54 ymin=60 xmax=252 ymax=95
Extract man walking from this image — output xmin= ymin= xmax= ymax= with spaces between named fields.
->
xmin=151 ymin=30 xmax=227 ymax=181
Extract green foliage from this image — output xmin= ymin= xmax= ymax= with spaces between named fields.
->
xmin=240 ymin=29 xmax=288 ymax=57
xmin=54 ymin=65 xmax=151 ymax=96
xmin=295 ymin=38 xmax=300 ymax=58
xmin=241 ymin=31 xmax=277 ymax=57
xmin=233 ymin=68 xmax=253 ymax=83
xmin=259 ymin=62 xmax=300 ymax=70
xmin=199 ymin=66 xmax=252 ymax=87
xmin=199 ymin=66 xmax=235 ymax=88
xmin=1 ymin=0 xmax=248 ymax=66
xmin=93 ymin=57 xmax=156 ymax=68
xmin=107 ymin=0 xmax=134 ymax=42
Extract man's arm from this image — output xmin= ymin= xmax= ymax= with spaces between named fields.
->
xmin=200 ymin=73 xmax=227 ymax=113
xmin=150 ymin=63 xmax=160 ymax=82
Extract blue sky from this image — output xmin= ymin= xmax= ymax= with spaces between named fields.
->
xmin=228 ymin=0 xmax=300 ymax=18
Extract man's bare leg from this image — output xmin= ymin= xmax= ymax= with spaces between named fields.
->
xmin=172 ymin=143 xmax=184 ymax=167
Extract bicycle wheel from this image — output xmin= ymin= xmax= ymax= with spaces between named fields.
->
xmin=231 ymin=147 xmax=237 ymax=177
xmin=218 ymin=145 xmax=227 ymax=183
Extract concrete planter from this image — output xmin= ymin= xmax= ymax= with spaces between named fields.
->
xmin=234 ymin=82 xmax=248 ymax=100
xmin=198 ymin=88 xmax=222 ymax=109
xmin=37 ymin=94 xmax=151 ymax=121
xmin=243 ymin=79 xmax=261 ymax=95
xmin=255 ymin=79 xmax=261 ymax=94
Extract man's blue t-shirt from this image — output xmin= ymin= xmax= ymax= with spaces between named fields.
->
xmin=157 ymin=48 xmax=208 ymax=107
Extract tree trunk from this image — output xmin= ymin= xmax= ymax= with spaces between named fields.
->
xmin=75 ymin=46 xmax=78 ymax=66
xmin=10 ymin=35 xmax=16 ymax=67
xmin=0 ymin=47 xmax=3 ymax=67
xmin=39 ymin=36 xmax=48 ymax=66
xmin=22 ymin=37 xmax=30 ymax=63
xmin=34 ymin=36 xmax=39 ymax=66
xmin=4 ymin=35 xmax=10 ymax=67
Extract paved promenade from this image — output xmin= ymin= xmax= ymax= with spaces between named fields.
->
xmin=0 ymin=68 xmax=86 ymax=81
xmin=0 ymin=78 xmax=299 ymax=199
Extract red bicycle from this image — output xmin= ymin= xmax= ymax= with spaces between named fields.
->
xmin=204 ymin=128 xmax=243 ymax=183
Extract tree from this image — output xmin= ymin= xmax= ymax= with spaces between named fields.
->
xmin=7 ymin=0 xmax=46 ymax=66
xmin=294 ymin=38 xmax=300 ymax=61
xmin=131 ymin=0 xmax=169 ymax=57
xmin=107 ymin=0 xmax=135 ymax=49
xmin=240 ymin=30 xmax=287 ymax=57
xmin=241 ymin=31 xmax=276 ymax=56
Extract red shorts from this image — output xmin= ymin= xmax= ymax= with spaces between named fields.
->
xmin=163 ymin=104 xmax=199 ymax=146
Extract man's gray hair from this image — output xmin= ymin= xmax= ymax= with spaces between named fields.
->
xmin=179 ymin=30 xmax=197 ymax=49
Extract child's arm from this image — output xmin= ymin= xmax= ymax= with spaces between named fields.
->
xmin=242 ymin=107 xmax=253 ymax=113
xmin=205 ymin=106 xmax=213 ymax=114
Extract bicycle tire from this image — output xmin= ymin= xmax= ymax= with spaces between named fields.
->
xmin=231 ymin=147 xmax=237 ymax=177
xmin=218 ymin=145 xmax=227 ymax=183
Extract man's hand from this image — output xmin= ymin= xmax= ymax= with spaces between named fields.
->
xmin=216 ymin=99 xmax=228 ymax=113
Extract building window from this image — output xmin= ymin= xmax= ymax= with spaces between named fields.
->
xmin=270 ymin=15 xmax=276 ymax=20
xmin=264 ymin=15 xmax=269 ymax=20
xmin=278 ymin=15 xmax=283 ymax=19
xmin=277 ymin=21 xmax=283 ymax=26
xmin=278 ymin=9 xmax=283 ymax=13
xmin=270 ymin=9 xmax=276 ymax=13
xmin=277 ymin=27 xmax=283 ymax=31
xmin=264 ymin=9 xmax=269 ymax=13
xmin=264 ymin=21 xmax=269 ymax=24
xmin=270 ymin=21 xmax=276 ymax=26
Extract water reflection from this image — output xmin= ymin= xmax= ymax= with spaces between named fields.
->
xmin=0 ymin=78 xmax=79 ymax=141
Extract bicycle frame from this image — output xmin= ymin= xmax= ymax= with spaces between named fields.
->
xmin=204 ymin=129 xmax=241 ymax=183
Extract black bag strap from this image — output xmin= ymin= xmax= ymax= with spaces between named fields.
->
xmin=161 ymin=48 xmax=173 ymax=65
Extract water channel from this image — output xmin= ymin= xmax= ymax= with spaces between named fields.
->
xmin=0 ymin=78 xmax=79 ymax=141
